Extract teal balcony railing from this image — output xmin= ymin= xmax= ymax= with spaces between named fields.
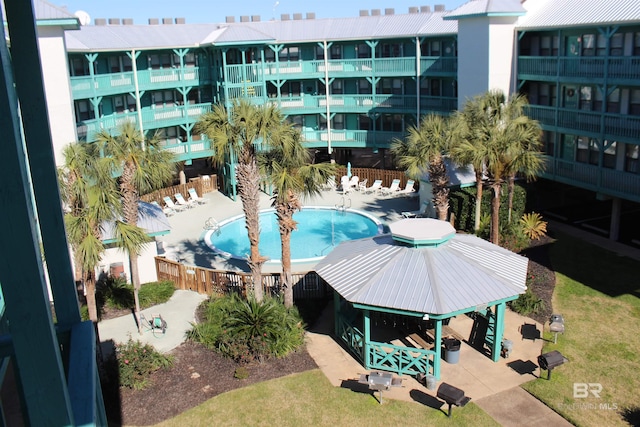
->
xmin=526 ymin=105 xmax=640 ymax=141
xmin=542 ymin=156 xmax=640 ymax=201
xmin=519 ymin=56 xmax=640 ymax=82
xmin=420 ymin=96 xmax=457 ymax=113
xmin=160 ymin=136 xmax=213 ymax=162
xmin=70 ymin=66 xmax=211 ymax=100
xmin=77 ymin=102 xmax=212 ymax=141
xmin=420 ymin=56 xmax=457 ymax=74
xmin=301 ymin=129 xmax=402 ymax=148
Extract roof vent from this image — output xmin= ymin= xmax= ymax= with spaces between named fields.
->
xmin=175 ymin=17 xmax=185 ymax=24
xmin=148 ymin=18 xmax=159 ymax=25
xmin=281 ymin=13 xmax=290 ymax=21
xmin=225 ymin=16 xmax=235 ymax=23
xmin=108 ymin=18 xmax=120 ymax=25
xmin=240 ymin=15 xmax=250 ymax=22
xmin=371 ymin=9 xmax=381 ymax=16
xmin=359 ymin=10 xmax=369 ymax=16
xmin=306 ymin=12 xmax=315 ymax=19
xmin=293 ymin=13 xmax=303 ymax=20
xmin=385 ymin=8 xmax=394 ymax=15
xmin=420 ymin=5 xmax=431 ymax=13
xmin=95 ymin=18 xmax=107 ymax=26
xmin=434 ymin=4 xmax=446 ymax=12
xmin=252 ymin=15 xmax=260 ymax=22
xmin=409 ymin=6 xmax=419 ymax=13
xmin=122 ymin=18 xmax=134 ymax=25
xmin=162 ymin=17 xmax=173 ymax=24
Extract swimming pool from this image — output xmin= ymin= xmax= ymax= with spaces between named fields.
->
xmin=203 ymin=207 xmax=383 ymax=264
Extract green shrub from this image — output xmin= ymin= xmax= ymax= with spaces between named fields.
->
xmin=188 ymin=294 xmax=305 ymax=362
xmin=509 ymin=288 xmax=545 ymax=316
xmin=80 ymin=305 xmax=90 ymax=321
xmin=499 ymin=222 xmax=531 ymax=253
xmin=139 ymin=280 xmax=175 ymax=307
xmin=234 ymin=366 xmax=249 ymax=379
xmin=115 ymin=338 xmax=173 ymax=390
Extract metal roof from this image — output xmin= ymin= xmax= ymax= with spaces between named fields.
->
xmin=517 ymin=0 xmax=640 ymax=29
xmin=315 ymin=220 xmax=527 ymax=315
xmin=101 ymin=201 xmax=170 ymax=242
xmin=444 ymin=0 xmax=526 ymax=20
xmin=64 ymin=11 xmax=457 ymax=52
xmin=1 ymin=0 xmax=76 ymax=22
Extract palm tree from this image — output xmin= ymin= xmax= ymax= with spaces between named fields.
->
xmin=195 ymin=99 xmax=285 ymax=303
xmin=94 ymin=122 xmax=175 ymax=331
xmin=391 ymin=114 xmax=452 ymax=221
xmin=59 ymin=142 xmax=132 ymax=322
xmin=259 ymin=124 xmax=336 ymax=308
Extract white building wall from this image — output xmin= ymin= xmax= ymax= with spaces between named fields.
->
xmin=457 ymin=16 xmax=519 ymax=109
xmin=37 ymin=26 xmax=77 ymax=166
xmin=99 ymin=242 xmax=160 ymax=284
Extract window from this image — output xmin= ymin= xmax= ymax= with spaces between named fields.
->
xmin=332 ymin=114 xmax=344 ymax=130
xmin=593 ymin=87 xmax=604 ymax=111
xmin=630 ymin=89 xmax=640 ymax=116
xmin=152 ymin=90 xmax=175 ymax=107
xmin=579 ymin=86 xmax=592 ymax=110
xmin=430 ymin=79 xmax=441 ymax=96
xmin=543 ymin=131 xmax=556 ymax=156
xmin=184 ymin=52 xmax=196 ymax=66
xmin=75 ymin=100 xmax=95 ymax=121
xmin=582 ymin=34 xmax=595 ymax=56
xmin=603 ymin=140 xmax=617 ymax=169
xmin=319 ymin=115 xmax=327 ymax=130
xmin=610 ymin=33 xmax=623 ymax=56
xmin=625 ymin=144 xmax=639 ymax=173
xmin=315 ymin=45 xmax=324 ymax=60
xmin=330 ymin=80 xmax=343 ymax=95
xmin=282 ymin=81 xmax=301 ymax=97
xmin=596 ymin=34 xmax=607 ymax=56
xmin=149 ymin=54 xmax=161 ymax=69
xmin=70 ymin=57 xmax=90 ymax=76
xmin=540 ymin=36 xmax=552 ymax=56
xmin=279 ymin=46 xmax=299 ymax=62
xmin=430 ymin=41 xmax=441 ymax=56
xmin=122 ymin=56 xmax=132 ymax=72
xmin=576 ymin=136 xmax=598 ymax=165
xmin=358 ymin=114 xmax=371 ymax=130
xmin=330 ymin=45 xmax=342 ymax=60
xmin=358 ymin=79 xmax=371 ymax=94
xmin=113 ymin=95 xmax=134 ymax=113
xmin=420 ymin=79 xmax=429 ymax=96
xmin=290 ymin=115 xmax=303 ymax=129
xmin=635 ymin=32 xmax=640 ymax=56
xmin=265 ymin=48 xmax=275 ymax=62
xmin=380 ymin=43 xmax=401 ymax=58
xmin=109 ymin=56 xmax=121 ymax=73
xmin=607 ymin=88 xmax=620 ymax=113
xmin=357 ymin=43 xmax=371 ymax=59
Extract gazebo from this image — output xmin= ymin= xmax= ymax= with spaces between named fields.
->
xmin=314 ymin=218 xmax=528 ymax=379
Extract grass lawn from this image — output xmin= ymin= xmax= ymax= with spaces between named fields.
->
xmin=155 ymin=370 xmax=498 ymax=427
xmin=522 ymin=233 xmax=640 ymax=427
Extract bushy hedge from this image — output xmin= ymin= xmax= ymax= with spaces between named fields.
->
xmin=95 ymin=277 xmax=176 ymax=311
xmin=450 ymin=183 xmax=527 ymax=234
xmin=188 ymin=294 xmax=305 ymax=364
xmin=115 ymin=339 xmax=173 ymax=389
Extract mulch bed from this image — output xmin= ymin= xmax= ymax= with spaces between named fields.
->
xmin=100 ymin=237 xmax=558 ymax=426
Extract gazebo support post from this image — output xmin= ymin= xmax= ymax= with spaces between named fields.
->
xmin=491 ymin=303 xmax=506 ymax=362
xmin=333 ymin=291 xmax=340 ymax=337
xmin=433 ymin=318 xmax=442 ymax=379
xmin=363 ymin=309 xmax=371 ymax=369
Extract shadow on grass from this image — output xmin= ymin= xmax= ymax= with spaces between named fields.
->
xmin=620 ymin=406 xmax=640 ymax=427
xmin=340 ymin=379 xmax=374 ymax=397
xmin=409 ymin=389 xmax=446 ymax=413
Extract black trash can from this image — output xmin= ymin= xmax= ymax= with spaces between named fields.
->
xmin=443 ymin=338 xmax=461 ymax=364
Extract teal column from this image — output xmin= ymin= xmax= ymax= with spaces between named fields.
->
xmin=433 ymin=318 xmax=442 ymax=379
xmin=333 ymin=291 xmax=340 ymax=337
xmin=0 ymin=2 xmax=75 ymax=425
xmin=492 ymin=303 xmax=506 ymax=362
xmin=363 ymin=310 xmax=371 ymax=370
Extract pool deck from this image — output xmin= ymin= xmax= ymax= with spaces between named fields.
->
xmin=157 ymin=187 xmax=420 ymax=273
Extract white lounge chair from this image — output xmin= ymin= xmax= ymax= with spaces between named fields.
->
xmin=339 ymin=175 xmax=354 ymax=194
xmin=380 ymin=179 xmax=401 ymax=196
xmin=347 ymin=176 xmax=359 ymax=190
xmin=397 ymin=179 xmax=417 ymax=197
xmin=364 ymin=179 xmax=383 ymax=194
xmin=163 ymin=196 xmax=185 ymax=212
xmin=151 ymin=200 xmax=175 ymax=216
xmin=357 ymin=178 xmax=368 ymax=192
xmin=175 ymin=193 xmax=195 ymax=209
xmin=188 ymin=187 xmax=208 ymax=205
xmin=402 ymin=201 xmax=432 ymax=218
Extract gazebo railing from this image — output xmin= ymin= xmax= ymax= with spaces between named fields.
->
xmin=368 ymin=341 xmax=435 ymax=376
xmin=337 ymin=316 xmax=365 ymax=363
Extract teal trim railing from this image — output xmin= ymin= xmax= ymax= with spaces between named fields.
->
xmin=519 ymin=56 xmax=640 ymax=81
xmin=337 ymin=315 xmax=365 ymax=363
xmin=368 ymin=341 xmax=435 ymax=376
xmin=420 ymin=56 xmax=457 ymax=74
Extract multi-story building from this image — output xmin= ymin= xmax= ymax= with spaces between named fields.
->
xmin=37 ymin=0 xmax=640 ymax=242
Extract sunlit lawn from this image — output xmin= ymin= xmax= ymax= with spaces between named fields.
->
xmin=522 ymin=233 xmax=640 ymax=427
xmin=155 ymin=370 xmax=498 ymax=427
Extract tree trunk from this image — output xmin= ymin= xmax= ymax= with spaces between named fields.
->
xmin=281 ymin=230 xmax=293 ymax=308
xmin=85 ymin=270 xmax=98 ymax=323
xmin=491 ymin=183 xmax=502 ymax=245
xmin=474 ymin=169 xmax=483 ymax=232
xmin=236 ymin=158 xmax=265 ymax=302
xmin=179 ymin=169 xmax=186 ymax=185
xmin=130 ymin=252 xmax=143 ymax=334
xmin=507 ymin=173 xmax=516 ymax=224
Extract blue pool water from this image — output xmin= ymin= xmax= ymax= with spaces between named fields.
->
xmin=204 ymin=207 xmax=382 ymax=263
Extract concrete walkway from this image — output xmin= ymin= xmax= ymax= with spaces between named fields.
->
xmin=97 ymin=289 xmax=207 ymax=355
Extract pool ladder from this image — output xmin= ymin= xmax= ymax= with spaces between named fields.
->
xmin=335 ymin=196 xmax=351 ymax=212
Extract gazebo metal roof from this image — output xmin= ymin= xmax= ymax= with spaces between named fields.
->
xmin=315 ymin=219 xmax=528 ymax=316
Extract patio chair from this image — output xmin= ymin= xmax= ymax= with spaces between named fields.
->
xmin=151 ymin=200 xmax=175 ymax=217
xmin=339 ymin=175 xmax=350 ymax=191
xmin=364 ymin=179 xmax=383 ymax=194
xmin=380 ymin=179 xmax=401 ymax=196
xmin=188 ymin=187 xmax=208 ymax=205
xmin=175 ymin=192 xmax=196 ymax=209
xmin=347 ymin=175 xmax=359 ymax=190
xmin=163 ymin=196 xmax=185 ymax=212
xmin=396 ymin=179 xmax=417 ymax=197
xmin=402 ymin=200 xmax=431 ymax=218
xmin=357 ymin=178 xmax=368 ymax=192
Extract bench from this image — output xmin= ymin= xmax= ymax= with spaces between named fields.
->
xmin=408 ymin=333 xmax=433 ymax=350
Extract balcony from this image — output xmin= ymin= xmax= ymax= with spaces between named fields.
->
xmin=70 ymin=66 xmax=211 ymax=100
xmin=301 ymin=130 xmax=402 ymax=148
xmin=420 ymin=57 xmax=457 ymax=75
xmin=542 ymin=157 xmax=640 ymax=201
xmin=77 ymin=102 xmax=212 ymax=141
xmin=526 ymin=105 xmax=640 ymax=143
xmin=160 ymin=136 xmax=214 ymax=162
xmin=518 ymin=56 xmax=640 ymax=83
